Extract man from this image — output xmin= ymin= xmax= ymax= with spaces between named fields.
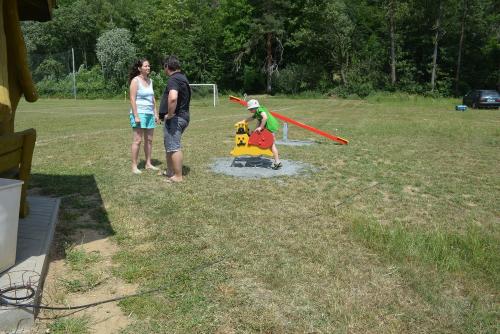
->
xmin=160 ymin=55 xmax=191 ymax=182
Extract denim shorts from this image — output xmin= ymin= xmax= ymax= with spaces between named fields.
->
xmin=164 ymin=116 xmax=188 ymax=152
xmin=129 ymin=113 xmax=156 ymax=129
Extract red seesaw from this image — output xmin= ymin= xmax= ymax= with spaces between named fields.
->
xmin=229 ymin=96 xmax=349 ymax=145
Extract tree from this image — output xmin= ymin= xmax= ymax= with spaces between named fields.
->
xmin=216 ymin=0 xmax=254 ymax=89
xmin=95 ymin=28 xmax=136 ymax=88
xmin=291 ymin=0 xmax=354 ymax=86
xmin=455 ymin=0 xmax=468 ymax=95
xmin=387 ymin=0 xmax=397 ymax=84
xmin=133 ymin=0 xmax=226 ymax=84
xmin=430 ymin=0 xmax=444 ymax=92
xmin=33 ymin=58 xmax=66 ymax=81
xmin=236 ymin=0 xmax=295 ymax=93
xmin=20 ymin=0 xmax=500 ymax=95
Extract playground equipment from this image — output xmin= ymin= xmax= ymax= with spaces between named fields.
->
xmin=229 ymin=96 xmax=349 ymax=145
xmin=230 ymin=121 xmax=274 ymax=157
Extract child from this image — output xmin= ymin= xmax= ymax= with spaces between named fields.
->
xmin=241 ymin=99 xmax=282 ymax=169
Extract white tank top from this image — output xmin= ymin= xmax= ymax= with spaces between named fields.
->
xmin=131 ymin=77 xmax=154 ymax=114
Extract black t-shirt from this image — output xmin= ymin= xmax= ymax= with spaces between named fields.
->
xmin=160 ymin=71 xmax=191 ymax=122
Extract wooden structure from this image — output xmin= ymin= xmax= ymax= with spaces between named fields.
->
xmin=0 ymin=0 xmax=55 ymax=217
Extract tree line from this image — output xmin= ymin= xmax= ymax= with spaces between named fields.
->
xmin=22 ymin=0 xmax=499 ymax=98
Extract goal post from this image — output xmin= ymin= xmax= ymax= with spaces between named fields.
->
xmin=189 ymin=83 xmax=219 ymax=107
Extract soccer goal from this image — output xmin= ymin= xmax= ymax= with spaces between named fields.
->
xmin=189 ymin=84 xmax=219 ymax=107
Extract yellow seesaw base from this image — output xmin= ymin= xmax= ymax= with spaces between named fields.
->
xmin=230 ymin=121 xmax=273 ymax=157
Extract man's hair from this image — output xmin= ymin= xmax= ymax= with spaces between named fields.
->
xmin=163 ymin=55 xmax=181 ymax=71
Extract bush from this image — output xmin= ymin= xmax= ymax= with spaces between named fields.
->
xmin=150 ymin=71 xmax=168 ymax=98
xmin=36 ymin=65 xmax=122 ymax=99
xmin=274 ymin=64 xmax=330 ymax=95
xmin=75 ymin=66 xmax=110 ymax=98
xmin=330 ymin=82 xmax=373 ymax=99
xmin=274 ymin=65 xmax=301 ymax=94
xmin=96 ymin=28 xmax=136 ymax=89
xmin=33 ymin=58 xmax=66 ymax=81
xmin=395 ymin=59 xmax=426 ymax=94
xmin=242 ymin=65 xmax=265 ymax=93
xmin=36 ymin=76 xmax=73 ymax=98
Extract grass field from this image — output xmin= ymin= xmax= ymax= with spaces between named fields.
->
xmin=16 ymin=95 xmax=499 ymax=333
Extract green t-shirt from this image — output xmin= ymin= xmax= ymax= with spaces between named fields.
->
xmin=253 ymin=106 xmax=280 ymax=133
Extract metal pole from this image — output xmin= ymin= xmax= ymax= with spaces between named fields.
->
xmin=283 ymin=122 xmax=288 ymax=142
xmin=71 ymin=48 xmax=76 ymax=99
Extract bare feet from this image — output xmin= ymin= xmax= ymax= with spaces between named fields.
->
xmin=132 ymin=168 xmax=142 ymax=174
xmin=145 ymin=164 xmax=159 ymax=171
xmin=158 ymin=170 xmax=174 ymax=177
xmin=165 ymin=176 xmax=183 ymax=183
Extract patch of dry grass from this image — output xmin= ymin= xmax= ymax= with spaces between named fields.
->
xmin=17 ymin=96 xmax=499 ymax=333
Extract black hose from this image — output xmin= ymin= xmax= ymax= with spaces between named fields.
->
xmin=0 ymin=287 xmax=160 ymax=310
xmin=0 ymin=257 xmax=224 ymax=311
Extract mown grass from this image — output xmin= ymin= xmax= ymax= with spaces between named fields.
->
xmin=58 ymin=247 xmax=104 ymax=293
xmin=48 ymin=316 xmax=90 ymax=334
xmin=16 ymin=95 xmax=499 ymax=333
xmin=353 ymin=218 xmax=499 ymax=276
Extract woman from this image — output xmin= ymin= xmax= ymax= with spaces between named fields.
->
xmin=128 ymin=58 xmax=160 ymax=174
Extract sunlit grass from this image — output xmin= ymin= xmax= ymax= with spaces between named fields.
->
xmin=48 ymin=316 xmax=90 ymax=334
xmin=16 ymin=96 xmax=499 ymax=333
xmin=65 ymin=248 xmax=102 ymax=271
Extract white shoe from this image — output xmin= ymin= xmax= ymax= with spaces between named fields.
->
xmin=132 ymin=168 xmax=142 ymax=174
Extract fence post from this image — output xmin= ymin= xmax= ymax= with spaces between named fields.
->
xmin=71 ymin=48 xmax=76 ymax=99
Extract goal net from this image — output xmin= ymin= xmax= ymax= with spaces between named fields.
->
xmin=189 ymin=84 xmax=219 ymax=107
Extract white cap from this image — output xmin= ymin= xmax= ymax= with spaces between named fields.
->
xmin=247 ymin=99 xmax=260 ymax=109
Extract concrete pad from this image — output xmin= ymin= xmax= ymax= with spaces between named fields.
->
xmin=0 ymin=196 xmax=59 ymax=334
xmin=275 ymin=139 xmax=315 ymax=146
xmin=210 ymin=157 xmax=315 ymax=179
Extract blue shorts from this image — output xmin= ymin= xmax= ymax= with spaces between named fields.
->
xmin=130 ymin=113 xmax=156 ymax=129
xmin=164 ymin=116 xmax=188 ymax=152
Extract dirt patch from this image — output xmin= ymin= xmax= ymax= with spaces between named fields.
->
xmin=32 ymin=229 xmax=136 ymax=334
xmin=403 ymin=185 xmax=420 ymax=194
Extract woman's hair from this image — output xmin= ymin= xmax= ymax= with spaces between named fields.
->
xmin=128 ymin=58 xmax=148 ymax=84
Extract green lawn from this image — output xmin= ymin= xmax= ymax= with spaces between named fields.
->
xmin=16 ymin=95 xmax=499 ymax=333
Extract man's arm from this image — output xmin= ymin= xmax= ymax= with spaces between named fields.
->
xmin=166 ymin=89 xmax=178 ymax=120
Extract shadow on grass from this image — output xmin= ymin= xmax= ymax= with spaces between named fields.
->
xmin=29 ymin=173 xmax=114 ymax=260
xmin=231 ymin=156 xmax=273 ymax=168
xmin=137 ymin=159 xmax=191 ymax=176
xmin=137 ymin=159 xmax=163 ymax=170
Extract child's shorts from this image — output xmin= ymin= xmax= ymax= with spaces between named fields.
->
xmin=130 ymin=113 xmax=156 ymax=129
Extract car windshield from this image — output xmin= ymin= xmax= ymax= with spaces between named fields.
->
xmin=481 ymin=90 xmax=500 ymax=97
